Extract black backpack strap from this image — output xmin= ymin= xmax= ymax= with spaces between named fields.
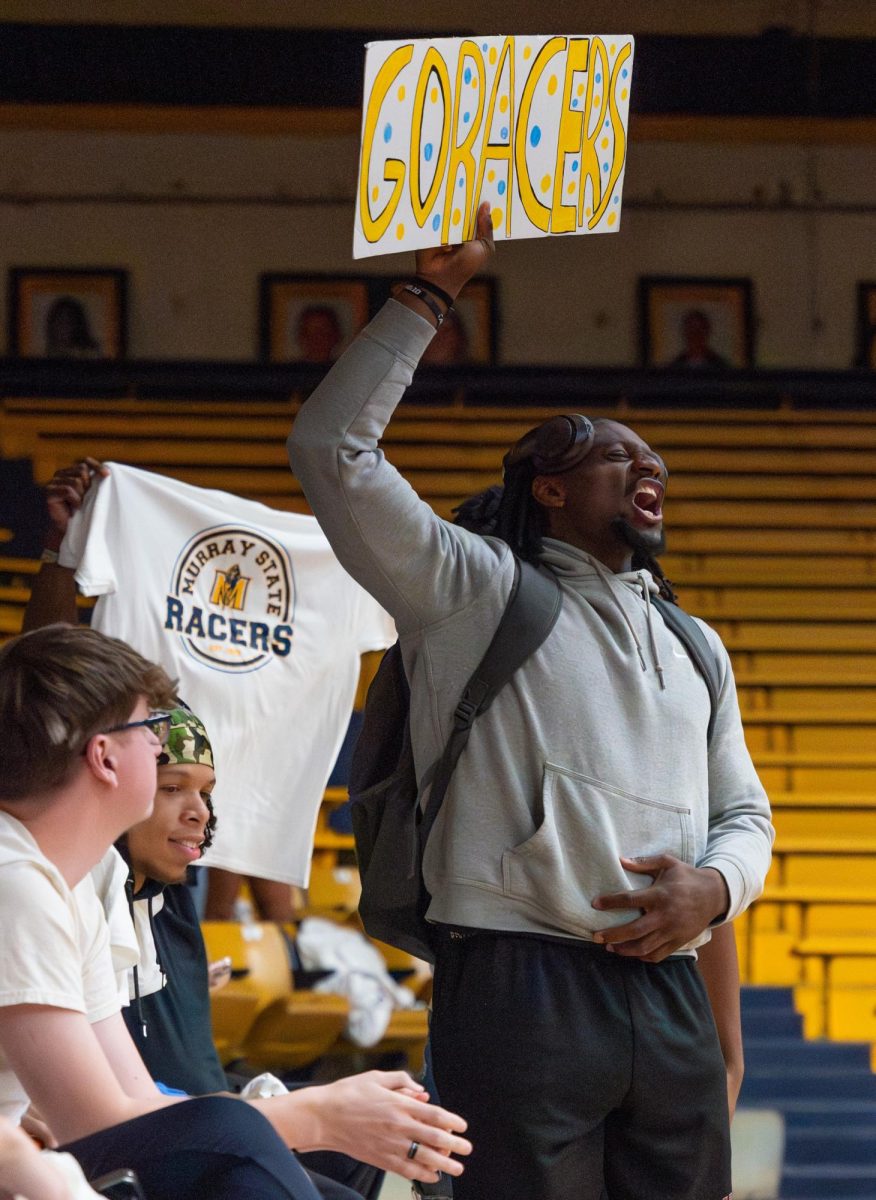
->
xmin=652 ymin=596 xmax=721 ymax=746
xmin=418 ymin=558 xmax=562 ymax=850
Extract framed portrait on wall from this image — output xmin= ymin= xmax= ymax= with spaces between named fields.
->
xmin=259 ymin=274 xmax=371 ymax=363
xmin=856 ymin=282 xmax=876 ymax=368
xmin=639 ymin=276 xmax=755 ymax=369
xmin=8 ymin=267 xmax=128 ymax=359
xmin=368 ymin=275 xmax=499 ymax=365
xmin=436 ymin=277 xmax=497 ymax=366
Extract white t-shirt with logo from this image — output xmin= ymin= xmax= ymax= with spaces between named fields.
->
xmin=0 ymin=814 xmax=121 ymax=1123
xmin=60 ymin=464 xmax=396 ymax=886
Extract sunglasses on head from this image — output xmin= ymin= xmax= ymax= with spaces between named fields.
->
xmin=503 ymin=414 xmax=595 ymax=476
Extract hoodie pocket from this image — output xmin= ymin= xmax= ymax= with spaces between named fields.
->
xmin=501 ymin=761 xmax=693 ymax=937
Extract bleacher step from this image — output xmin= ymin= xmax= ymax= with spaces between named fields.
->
xmin=780 ymin=1163 xmax=876 ymax=1198
xmin=786 ymin=1126 xmax=876 ymax=1166
xmin=742 ymin=1011 xmax=805 ymax=1039
xmin=741 ymin=1069 xmax=876 ymax=1102
xmin=743 ymin=1038 xmax=872 ymax=1070
xmin=741 ymin=986 xmax=796 ymax=1009
xmin=776 ymin=1099 xmax=876 ymax=1129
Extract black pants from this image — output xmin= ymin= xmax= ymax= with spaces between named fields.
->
xmin=62 ymin=1096 xmax=363 ymax=1200
xmin=299 ymin=1151 xmax=382 ymax=1200
xmin=430 ymin=932 xmax=731 ymax=1200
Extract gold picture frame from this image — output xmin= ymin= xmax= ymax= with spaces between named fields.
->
xmin=9 ymin=267 xmax=128 ymax=359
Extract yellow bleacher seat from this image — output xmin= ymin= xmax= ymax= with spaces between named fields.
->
xmin=778 ymin=847 xmax=876 ymax=889
xmin=201 ymin=920 xmax=348 ymax=1070
xmin=792 ymin=936 xmax=876 ymax=1040
xmin=370 ymin=939 xmax=433 ymax=1003
xmin=305 ymin=863 xmax=362 ymax=918
xmin=209 ymin=990 xmax=261 ymax=1062
xmin=739 ymin=884 xmax=876 ymax=983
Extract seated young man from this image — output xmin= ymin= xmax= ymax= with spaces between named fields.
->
xmin=96 ymin=703 xmax=382 ymax=1200
xmin=0 ymin=625 xmax=471 ymax=1200
xmin=101 ymin=704 xmax=225 ymax=1096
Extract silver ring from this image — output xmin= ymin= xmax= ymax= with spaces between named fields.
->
xmin=406 ymin=1141 xmax=420 ymax=1161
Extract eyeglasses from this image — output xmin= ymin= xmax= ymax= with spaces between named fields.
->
xmin=105 ymin=713 xmax=172 ymax=747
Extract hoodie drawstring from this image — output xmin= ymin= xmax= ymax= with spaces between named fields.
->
xmin=125 ymin=875 xmax=147 ymax=1039
xmin=638 ymin=572 xmax=667 ymax=691
xmin=588 ymin=556 xmax=649 ymax=673
xmin=147 ymin=894 xmax=168 ymax=992
xmin=126 ymin=877 xmax=169 ymax=1040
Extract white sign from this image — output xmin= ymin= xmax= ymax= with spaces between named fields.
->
xmin=354 ymin=34 xmax=635 ymax=259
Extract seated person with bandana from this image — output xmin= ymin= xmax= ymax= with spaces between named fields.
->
xmin=94 ymin=705 xmax=385 ymax=1200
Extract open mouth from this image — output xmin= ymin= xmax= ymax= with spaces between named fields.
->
xmin=631 ymin=479 xmax=665 ymax=523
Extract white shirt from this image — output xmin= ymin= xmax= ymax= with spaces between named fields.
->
xmin=0 ymin=814 xmax=120 ymax=1123
xmin=90 ymin=849 xmax=164 ymax=1003
xmin=61 ymin=464 xmax=396 ymax=885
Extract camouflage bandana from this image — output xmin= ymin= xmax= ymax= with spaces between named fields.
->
xmin=157 ymin=706 xmax=213 ymax=769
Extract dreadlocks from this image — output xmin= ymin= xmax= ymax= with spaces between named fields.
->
xmin=453 ymin=468 xmax=678 ymax=604
xmin=452 ymin=463 xmax=547 ymax=564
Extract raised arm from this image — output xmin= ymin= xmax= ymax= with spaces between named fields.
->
xmin=288 ymin=205 xmax=503 ymax=632
xmin=22 ymin=458 xmax=109 ymax=632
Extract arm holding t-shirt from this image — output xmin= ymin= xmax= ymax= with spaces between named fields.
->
xmin=22 ymin=459 xmax=108 ymax=632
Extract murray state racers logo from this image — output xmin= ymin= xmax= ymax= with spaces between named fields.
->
xmin=164 ymin=526 xmax=295 ymax=672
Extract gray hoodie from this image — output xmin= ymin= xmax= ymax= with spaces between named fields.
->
xmin=288 ymin=301 xmax=773 ymax=951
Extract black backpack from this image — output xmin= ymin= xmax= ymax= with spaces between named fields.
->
xmin=349 ymin=561 xmax=720 ymax=963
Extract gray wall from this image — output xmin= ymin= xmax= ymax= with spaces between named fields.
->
xmin=2 ymin=127 xmax=874 ymax=367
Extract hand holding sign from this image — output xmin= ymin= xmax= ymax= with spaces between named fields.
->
xmin=355 ymin=34 xmax=634 ymax=259
xmin=413 ymin=200 xmax=496 ymax=305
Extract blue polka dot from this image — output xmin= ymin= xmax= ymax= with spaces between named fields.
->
xmin=501 ymin=126 xmax=509 ymax=139
xmin=383 ymin=123 xmax=392 ymax=143
xmin=602 ymin=163 xmax=609 ymax=172
xmin=424 ymin=142 xmax=433 ymax=162
xmin=432 ymin=214 xmax=441 ymax=230
xmin=458 ymin=177 xmax=464 ymax=188
xmin=572 ymin=160 xmax=579 ymax=172
xmin=595 ymin=73 xmax=601 ymax=83
xmin=572 ymin=98 xmax=578 ymax=108
xmin=604 ymin=119 xmax=610 ymax=127
xmin=497 ymin=180 xmax=506 ymax=195
xmin=622 ymin=68 xmax=629 ymax=78
xmin=463 ymin=111 xmax=470 ymax=124
xmin=530 ymin=125 xmax=542 ymax=147
xmin=614 ymin=195 xmax=619 ymax=204
xmin=464 ymin=67 xmax=472 ymax=84
xmin=482 ymin=42 xmax=488 ymax=52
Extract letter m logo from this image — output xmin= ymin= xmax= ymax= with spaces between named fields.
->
xmin=210 ymin=564 xmax=250 ymax=610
